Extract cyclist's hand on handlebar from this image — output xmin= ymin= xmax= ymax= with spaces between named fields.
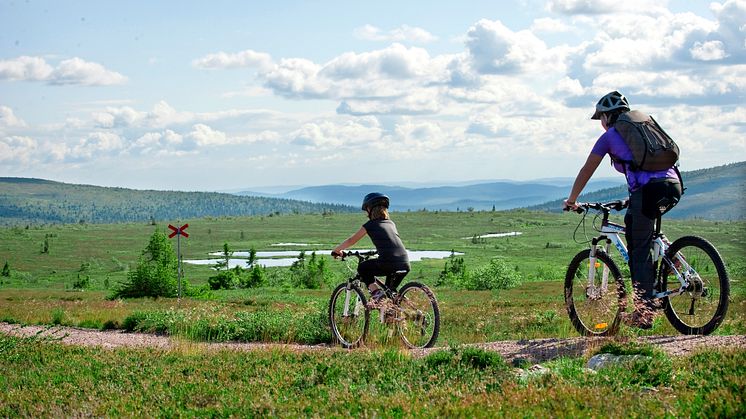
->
xmin=331 ymin=250 xmax=345 ymax=259
xmin=563 ymin=199 xmax=581 ymax=213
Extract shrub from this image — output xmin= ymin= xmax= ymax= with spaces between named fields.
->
xmin=238 ymin=265 xmax=266 ymax=288
xmin=72 ymin=274 xmax=90 ymax=290
xmin=208 ymin=270 xmax=236 ymax=290
xmin=458 ymin=258 xmax=522 ymax=290
xmin=290 ymin=252 xmax=330 ymax=289
xmin=110 ymin=229 xmax=178 ymax=298
xmin=436 ymin=252 xmax=467 ymax=287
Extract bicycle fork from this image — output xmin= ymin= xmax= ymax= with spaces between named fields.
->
xmin=343 ymin=282 xmax=364 ymax=318
xmin=586 ymin=241 xmax=611 ymax=299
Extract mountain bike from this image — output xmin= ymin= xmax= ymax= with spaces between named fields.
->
xmin=564 ymin=199 xmax=729 ymax=336
xmin=328 ymin=250 xmax=440 ymax=349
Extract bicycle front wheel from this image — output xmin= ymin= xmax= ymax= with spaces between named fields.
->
xmin=565 ymin=250 xmax=626 ymax=336
xmin=396 ymin=282 xmax=440 ymax=349
xmin=329 ymin=282 xmax=369 ymax=348
xmin=658 ymin=236 xmax=729 ymax=335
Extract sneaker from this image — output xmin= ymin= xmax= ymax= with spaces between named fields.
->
xmin=623 ymin=310 xmax=653 ymax=330
xmin=366 ymin=289 xmax=387 ymax=310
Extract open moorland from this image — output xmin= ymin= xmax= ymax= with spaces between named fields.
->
xmin=1 ymin=210 xmax=744 ymax=416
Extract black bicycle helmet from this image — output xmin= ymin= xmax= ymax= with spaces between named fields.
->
xmin=361 ymin=192 xmax=390 ymax=211
xmin=591 ymin=91 xmax=630 ymax=120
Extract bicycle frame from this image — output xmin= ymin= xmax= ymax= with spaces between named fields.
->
xmin=585 ymin=208 xmax=692 ymax=301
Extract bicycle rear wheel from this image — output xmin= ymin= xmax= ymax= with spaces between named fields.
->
xmin=395 ymin=282 xmax=440 ymax=349
xmin=329 ymin=282 xmax=369 ymax=348
xmin=658 ymin=236 xmax=729 ymax=335
xmin=565 ymin=250 xmax=626 ymax=336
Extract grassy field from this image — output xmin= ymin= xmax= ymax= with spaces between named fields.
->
xmin=1 ymin=210 xmax=744 ymax=344
xmin=1 ymin=334 xmax=743 ymax=417
xmin=1 ymin=210 xmax=744 ymax=415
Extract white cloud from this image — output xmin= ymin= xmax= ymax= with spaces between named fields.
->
xmin=69 ymin=132 xmax=125 ymax=161
xmin=186 ymin=124 xmax=228 ymax=147
xmin=0 ymin=135 xmax=37 ymax=164
xmin=0 ymin=56 xmax=53 ymax=81
xmin=465 ymin=19 xmax=569 ymax=75
xmin=690 ymin=40 xmax=728 ymax=61
xmin=530 ymin=17 xmax=572 ymax=33
xmin=49 ymin=58 xmax=127 ymax=86
xmin=546 ymin=0 xmax=670 ymax=16
xmin=0 ymin=106 xmax=27 ymax=129
xmin=290 ymin=118 xmax=383 ymax=150
xmin=0 ymin=56 xmax=125 ymax=86
xmin=192 ymin=49 xmax=273 ymax=70
xmin=353 ymin=24 xmax=437 ymax=43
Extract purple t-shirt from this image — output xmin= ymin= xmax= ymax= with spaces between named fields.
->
xmin=591 ymin=127 xmax=678 ymax=191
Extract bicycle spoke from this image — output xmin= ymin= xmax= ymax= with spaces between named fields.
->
xmin=660 ymin=236 xmax=729 ymax=335
xmin=565 ymin=251 xmax=624 ymax=336
xmin=396 ymin=283 xmax=439 ymax=348
xmin=329 ymin=283 xmax=369 ymax=348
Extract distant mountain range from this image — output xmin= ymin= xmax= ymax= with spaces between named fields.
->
xmin=1 ymin=162 xmax=742 ymax=225
xmin=236 ymin=179 xmax=625 ymax=212
xmin=527 ymin=161 xmax=745 ymax=220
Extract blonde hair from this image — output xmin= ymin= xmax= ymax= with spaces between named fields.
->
xmin=368 ymin=205 xmax=389 ymax=221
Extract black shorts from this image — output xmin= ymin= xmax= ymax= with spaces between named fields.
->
xmin=641 ymin=178 xmax=682 ymax=219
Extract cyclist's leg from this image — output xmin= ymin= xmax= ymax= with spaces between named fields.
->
xmin=358 ymin=260 xmax=387 ymax=303
xmin=625 ymin=189 xmax=656 ymax=324
xmin=385 ymin=263 xmax=410 ymax=291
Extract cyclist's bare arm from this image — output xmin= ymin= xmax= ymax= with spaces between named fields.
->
xmin=565 ymin=153 xmax=603 ymax=210
xmin=333 ymin=226 xmax=367 ymax=257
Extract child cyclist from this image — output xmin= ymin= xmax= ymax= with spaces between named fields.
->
xmin=332 ymin=192 xmax=410 ymax=307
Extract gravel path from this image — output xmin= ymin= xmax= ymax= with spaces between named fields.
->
xmin=2 ymin=322 xmax=744 ymax=361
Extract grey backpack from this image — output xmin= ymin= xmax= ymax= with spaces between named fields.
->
xmin=613 ymin=110 xmax=680 ymax=172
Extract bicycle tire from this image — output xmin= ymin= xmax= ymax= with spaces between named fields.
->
xmin=658 ymin=236 xmax=729 ymax=335
xmin=395 ymin=282 xmax=440 ymax=349
xmin=564 ymin=250 xmax=626 ymax=336
xmin=329 ymin=282 xmax=370 ymax=348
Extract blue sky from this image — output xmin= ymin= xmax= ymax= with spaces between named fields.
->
xmin=1 ymin=0 xmax=744 ymax=191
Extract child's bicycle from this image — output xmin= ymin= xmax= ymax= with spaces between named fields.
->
xmin=564 ymin=199 xmax=729 ymax=336
xmin=328 ymin=250 xmax=440 ymax=349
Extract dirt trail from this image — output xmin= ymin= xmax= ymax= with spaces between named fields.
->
xmin=2 ymin=322 xmax=744 ymax=361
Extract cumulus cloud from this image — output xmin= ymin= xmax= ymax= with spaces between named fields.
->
xmin=192 ymin=49 xmax=273 ymax=70
xmin=68 ymin=132 xmax=125 ymax=161
xmin=0 ymin=56 xmax=126 ymax=86
xmin=465 ymin=19 xmax=569 ymax=75
xmin=0 ymin=136 xmax=37 ymax=163
xmin=546 ymin=0 xmax=670 ymax=16
xmin=690 ymin=40 xmax=728 ymax=61
xmin=0 ymin=106 xmax=27 ymax=129
xmin=0 ymin=56 xmax=53 ymax=81
xmin=353 ymin=24 xmax=437 ymax=43
xmin=290 ymin=118 xmax=383 ymax=150
xmin=530 ymin=17 xmax=572 ymax=33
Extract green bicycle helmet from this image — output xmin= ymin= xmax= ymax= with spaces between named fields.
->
xmin=361 ymin=192 xmax=389 ymax=211
xmin=591 ymin=91 xmax=630 ymax=120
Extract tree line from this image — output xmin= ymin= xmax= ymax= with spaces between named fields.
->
xmin=0 ymin=178 xmax=355 ymax=225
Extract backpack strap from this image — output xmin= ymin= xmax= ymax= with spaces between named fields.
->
xmin=673 ymin=165 xmax=685 ymax=195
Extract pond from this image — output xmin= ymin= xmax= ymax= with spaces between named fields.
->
xmin=462 ymin=231 xmax=522 ymax=239
xmin=184 ymin=249 xmax=464 ymax=269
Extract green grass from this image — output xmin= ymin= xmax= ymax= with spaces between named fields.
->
xmin=0 ymin=210 xmax=744 ymax=345
xmin=0 ymin=334 xmax=743 ymax=417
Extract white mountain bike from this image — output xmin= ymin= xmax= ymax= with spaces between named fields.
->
xmin=564 ymin=200 xmax=730 ymax=336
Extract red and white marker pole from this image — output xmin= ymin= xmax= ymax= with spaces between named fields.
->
xmin=168 ymin=223 xmax=189 ymax=299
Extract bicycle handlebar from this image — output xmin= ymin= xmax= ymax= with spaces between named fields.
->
xmin=565 ymin=199 xmax=629 ymax=214
xmin=331 ymin=250 xmax=378 ymax=261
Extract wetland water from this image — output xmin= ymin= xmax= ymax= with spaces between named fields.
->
xmin=184 ymin=250 xmax=464 ymax=268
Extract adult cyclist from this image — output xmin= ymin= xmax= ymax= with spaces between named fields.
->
xmin=563 ymin=91 xmax=682 ymax=329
